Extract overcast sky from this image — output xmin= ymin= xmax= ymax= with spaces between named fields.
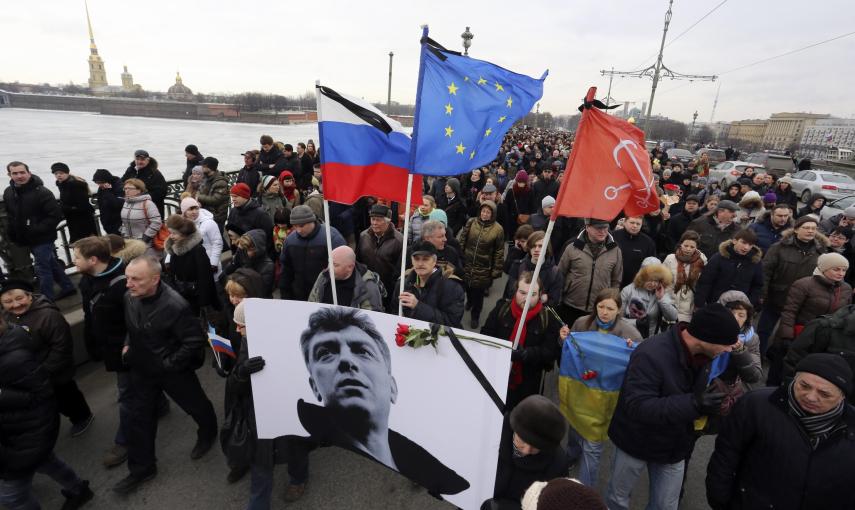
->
xmin=2 ymin=0 xmax=853 ymax=123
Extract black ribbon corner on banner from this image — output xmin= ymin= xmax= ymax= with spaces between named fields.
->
xmin=443 ymin=326 xmax=506 ymax=414
xmin=577 ymin=98 xmax=622 ymax=113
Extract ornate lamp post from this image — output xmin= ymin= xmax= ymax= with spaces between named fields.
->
xmin=692 ymin=110 xmax=698 ymax=141
xmin=387 ymin=51 xmax=394 ymax=115
xmin=461 ymin=27 xmax=473 ymax=55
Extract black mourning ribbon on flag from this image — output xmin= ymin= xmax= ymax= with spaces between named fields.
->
xmin=442 ymin=325 xmax=506 ymax=414
xmin=577 ymin=98 xmax=622 ymax=113
xmin=316 ymin=85 xmax=394 ymax=135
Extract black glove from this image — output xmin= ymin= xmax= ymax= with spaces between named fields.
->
xmin=141 ymin=234 xmax=153 ymax=246
xmin=235 ymin=356 xmax=265 ymax=379
xmin=511 ymin=349 xmax=528 ymax=362
xmin=693 ymin=386 xmax=726 ymax=415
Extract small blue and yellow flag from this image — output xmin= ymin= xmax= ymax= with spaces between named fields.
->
xmin=558 ymin=331 xmax=633 ymax=442
xmin=411 ymin=35 xmax=547 ymax=176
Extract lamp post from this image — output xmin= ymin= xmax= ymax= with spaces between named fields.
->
xmin=461 ymin=26 xmax=473 ymax=55
xmin=691 ymin=110 xmax=698 ymax=142
xmin=387 ymin=51 xmax=394 ymax=115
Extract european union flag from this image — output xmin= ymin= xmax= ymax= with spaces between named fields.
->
xmin=411 ymin=37 xmax=547 ymax=176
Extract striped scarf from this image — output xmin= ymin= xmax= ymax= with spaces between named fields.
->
xmin=787 ymin=381 xmax=845 ymax=449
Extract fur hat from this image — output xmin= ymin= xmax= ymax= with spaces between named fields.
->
xmin=522 ymin=478 xmax=606 ymax=510
xmin=509 ymin=395 xmax=567 ymax=451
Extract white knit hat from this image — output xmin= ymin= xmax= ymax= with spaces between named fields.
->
xmin=816 ymin=252 xmax=850 ymax=273
xmin=180 ymin=196 xmax=201 ymax=214
xmin=233 ymin=300 xmax=246 ymax=326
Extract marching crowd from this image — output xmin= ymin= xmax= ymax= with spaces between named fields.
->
xmin=1 ymin=127 xmax=854 ymax=510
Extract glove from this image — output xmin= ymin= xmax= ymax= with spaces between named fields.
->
xmin=693 ymin=386 xmax=726 ymax=416
xmin=141 ymin=235 xmax=153 ymax=246
xmin=235 ymin=356 xmax=266 ymax=379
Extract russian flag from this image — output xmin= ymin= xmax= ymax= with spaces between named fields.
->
xmin=208 ymin=325 xmax=236 ymax=359
xmin=317 ymin=85 xmax=422 ymax=205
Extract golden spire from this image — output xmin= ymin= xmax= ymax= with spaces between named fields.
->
xmin=85 ymin=0 xmax=99 ymax=52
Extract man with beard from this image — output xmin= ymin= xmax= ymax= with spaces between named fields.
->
xmin=297 ymin=307 xmax=469 ymax=496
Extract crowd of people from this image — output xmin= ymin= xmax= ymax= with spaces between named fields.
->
xmin=2 ymin=127 xmax=855 ymax=510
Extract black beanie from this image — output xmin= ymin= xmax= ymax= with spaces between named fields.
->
xmin=687 ymin=303 xmax=740 ymax=345
xmin=795 ymin=353 xmax=852 ymax=396
xmin=510 ymin=395 xmax=567 ymax=450
xmin=50 ymin=162 xmax=70 ymax=174
xmin=92 ymin=169 xmax=113 ymax=183
xmin=522 ymin=478 xmax=606 ymax=510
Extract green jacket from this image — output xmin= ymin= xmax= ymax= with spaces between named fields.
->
xmin=457 ymin=201 xmax=505 ymax=289
xmin=196 ymin=171 xmax=230 ymax=224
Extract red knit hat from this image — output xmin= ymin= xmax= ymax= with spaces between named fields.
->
xmin=230 ymin=183 xmax=251 ymax=199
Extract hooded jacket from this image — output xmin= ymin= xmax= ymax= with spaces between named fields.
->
xmin=762 ymin=229 xmax=829 ymax=312
xmin=3 ymin=175 xmax=62 ymax=246
xmin=112 ymin=238 xmax=147 ymax=263
xmin=193 ymin=207 xmax=223 ymax=275
xmin=122 ymin=158 xmax=167 ymax=215
xmin=225 ymin=229 xmax=275 ymax=298
xmin=457 ymin=201 xmax=505 ymax=289
xmin=694 ymin=240 xmax=764 ymax=308
xmin=165 ymin=230 xmax=219 ymax=311
xmin=748 ymin=210 xmax=793 ymax=254
xmin=78 ymin=257 xmax=128 ymax=371
xmin=3 ymin=295 xmax=75 ymax=384
xmin=558 ymin=231 xmax=623 ymax=313
xmin=0 ymin=324 xmax=59 ymax=480
xmin=777 ymin=274 xmax=852 ymax=341
xmin=796 ymin=193 xmax=826 ymax=219
xmin=94 ymin=174 xmax=125 ymax=235
xmin=196 ymin=170 xmax=230 ymax=224
xmin=280 ymin=222 xmax=346 ymax=300
xmin=391 ymin=266 xmax=465 ymax=328
xmin=308 ymin=263 xmax=385 ymax=311
xmin=620 ymin=258 xmax=679 ymax=337
xmin=356 ymin=223 xmax=404 ymax=294
xmin=737 ymin=191 xmax=765 ymax=226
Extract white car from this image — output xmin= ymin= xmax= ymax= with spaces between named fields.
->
xmin=789 ymin=170 xmax=855 ymax=203
xmin=708 ymin=161 xmax=765 ymax=188
xmin=820 ymin=195 xmax=855 ymax=223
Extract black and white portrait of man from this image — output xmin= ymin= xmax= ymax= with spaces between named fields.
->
xmin=298 ymin=306 xmax=470 ymax=495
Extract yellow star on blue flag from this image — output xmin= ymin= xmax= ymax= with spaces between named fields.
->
xmin=410 ymin=36 xmax=547 ymax=176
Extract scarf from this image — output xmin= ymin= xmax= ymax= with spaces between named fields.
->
xmin=674 ymin=249 xmax=704 ymax=292
xmin=595 ymin=316 xmax=615 ymax=333
xmin=787 ymin=380 xmax=845 ymax=449
xmin=282 ymin=183 xmax=297 ymax=202
xmin=508 ymin=298 xmax=543 ymax=389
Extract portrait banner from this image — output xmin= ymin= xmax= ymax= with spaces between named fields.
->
xmin=244 ymin=299 xmax=512 ymax=510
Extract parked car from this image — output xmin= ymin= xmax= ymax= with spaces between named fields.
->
xmin=789 ymin=170 xmax=855 ymax=203
xmin=820 ymin=195 xmax=855 ymax=224
xmin=708 ymin=161 xmax=766 ymax=188
xmin=666 ymin=148 xmax=694 ymax=166
xmin=695 ymin=148 xmax=727 ymax=164
xmin=744 ymin=152 xmax=796 ymax=177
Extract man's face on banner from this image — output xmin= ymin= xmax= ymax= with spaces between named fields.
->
xmin=306 ymin=326 xmax=397 ymax=421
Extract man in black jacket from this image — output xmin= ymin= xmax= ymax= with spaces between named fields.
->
xmin=122 ymin=150 xmax=167 ymax=217
xmin=664 ymin=195 xmax=701 ymax=252
xmin=392 ymin=241 xmax=465 ymax=328
xmin=226 ymin=184 xmax=274 ymax=254
xmin=92 ymin=169 xmax=125 ymax=235
xmin=687 ymin=200 xmax=739 ymax=259
xmin=606 ymin=304 xmax=740 ymax=510
xmin=707 ymin=354 xmax=855 ymax=510
xmin=236 ymin=150 xmax=262 ymax=197
xmin=114 ymin=256 xmax=217 ymax=494
xmin=4 ymin=161 xmax=75 ymax=301
xmin=613 ymin=216 xmax=657 ymax=289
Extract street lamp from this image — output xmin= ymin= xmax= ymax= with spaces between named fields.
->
xmin=387 ymin=51 xmax=394 ymax=115
xmin=691 ymin=110 xmax=698 ymax=141
xmin=461 ymin=27 xmax=473 ymax=55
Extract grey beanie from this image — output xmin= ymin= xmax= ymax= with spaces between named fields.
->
xmin=289 ymin=205 xmax=316 ymax=225
xmin=446 ymin=177 xmax=461 ymax=196
xmin=541 ymin=196 xmax=556 ymax=209
xmin=843 ymin=205 xmax=855 ymax=219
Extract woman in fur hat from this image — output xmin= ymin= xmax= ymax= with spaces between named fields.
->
xmin=619 ymin=257 xmax=678 ymax=337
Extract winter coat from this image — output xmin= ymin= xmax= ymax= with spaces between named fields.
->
xmin=124 ymin=283 xmax=205 ymax=376
xmin=113 ymin=238 xmax=147 ymax=263
xmin=122 ymin=158 xmax=167 ymax=215
xmin=694 ymin=240 xmax=764 ymax=308
xmin=225 ymin=229 xmax=275 ymax=298
xmin=619 ymin=264 xmax=679 ymax=337
xmin=196 ymin=170 xmax=230 ymax=224
xmin=408 ymin=212 xmax=430 ymax=245
xmin=504 ymin=255 xmax=562 ymax=307
xmin=557 ymin=231 xmax=623 ymax=313
xmin=236 ymin=164 xmax=262 ymax=197
xmin=3 ymin=295 xmax=75 ymax=384
xmin=95 ymin=176 xmax=125 ymax=235
xmin=687 ymin=214 xmax=739 ymax=259
xmin=504 ymin=189 xmax=537 ymax=239
xmin=192 ymin=208 xmax=223 ymax=277
xmin=663 ymin=251 xmax=708 ymax=322
xmin=0 ymin=324 xmax=59 ymax=480
xmin=612 ymin=229 xmax=657 ymax=289
xmin=56 ymin=176 xmax=97 ymax=242
xmin=120 ymin=193 xmax=162 ymax=241
xmin=664 ymin=210 xmax=702 ymax=252
xmin=226 ymin=199 xmax=274 ymax=250
xmin=443 ymin=195 xmax=468 ymax=237
xmin=736 ymin=194 xmax=765 ymax=226
xmin=258 ymin=147 xmax=284 ymax=176
xmin=308 ymin=264 xmax=385 ymax=311
xmin=482 ymin=299 xmax=562 ymax=408
xmin=165 ymin=230 xmax=219 ymax=313
xmin=391 ymin=266 xmax=465 ymax=328
xmin=762 ymin=229 xmax=829 ymax=312
xmin=777 ymin=275 xmax=852 ymax=341
xmin=3 ymin=176 xmax=62 ymax=247
xmin=820 ymin=213 xmax=848 ymax=235
xmin=608 ymin=325 xmax=710 ymax=464
xmin=259 ymin=192 xmax=285 ymax=222
xmin=78 ymin=257 xmax=128 ymax=372
xmin=570 ymin=315 xmax=643 ymax=342
xmin=458 ymin=204 xmax=505 ymax=289
xmin=748 ymin=210 xmax=793 ymax=254
xmin=783 ymin=304 xmax=855 ymax=379
xmin=279 ymin=222 xmax=345 ymax=301
xmin=706 ymin=386 xmax=855 ymax=510
xmin=356 ymin=225 xmax=404 ymax=294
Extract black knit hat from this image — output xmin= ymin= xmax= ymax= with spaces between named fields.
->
xmin=522 ymin=478 xmax=606 ymax=510
xmin=92 ymin=169 xmax=113 ymax=183
xmin=795 ymin=353 xmax=852 ymax=396
xmin=510 ymin=395 xmax=567 ymax=450
xmin=0 ymin=278 xmax=35 ymax=296
xmin=687 ymin=303 xmax=740 ymax=345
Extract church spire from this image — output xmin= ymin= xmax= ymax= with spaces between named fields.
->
xmin=85 ymin=0 xmax=108 ymax=90
xmin=85 ymin=0 xmax=98 ymax=53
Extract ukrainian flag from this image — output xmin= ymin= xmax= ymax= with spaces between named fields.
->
xmin=558 ymin=331 xmax=633 ymax=442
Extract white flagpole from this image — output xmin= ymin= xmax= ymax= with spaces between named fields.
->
xmin=512 ymin=218 xmax=556 ymax=349
xmin=398 ymin=174 xmax=414 ymax=316
xmin=316 ymin=79 xmax=337 ymax=306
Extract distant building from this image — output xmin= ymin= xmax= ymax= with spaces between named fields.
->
xmin=85 ymin=1 xmax=108 ymax=92
xmin=728 ymin=119 xmax=768 ymax=149
xmin=121 ymin=65 xmax=136 ymax=91
xmin=762 ymin=112 xmax=830 ymax=151
xmin=800 ymin=118 xmax=855 ymax=158
xmin=167 ymin=72 xmax=194 ymax=101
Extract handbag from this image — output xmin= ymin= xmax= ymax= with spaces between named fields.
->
xmin=220 ymin=399 xmax=255 ymax=467
xmin=142 ymin=199 xmax=170 ymax=250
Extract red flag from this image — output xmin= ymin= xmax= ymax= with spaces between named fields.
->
xmin=552 ymin=87 xmax=660 ymax=221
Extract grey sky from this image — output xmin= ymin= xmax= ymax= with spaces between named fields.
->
xmin=2 ymin=0 xmax=853 ymax=123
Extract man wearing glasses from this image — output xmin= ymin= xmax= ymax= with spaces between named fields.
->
xmin=122 ymin=149 xmax=167 ymax=217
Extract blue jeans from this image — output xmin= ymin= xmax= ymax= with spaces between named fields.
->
xmin=566 ymin=427 xmax=604 ymax=487
xmin=30 ymin=243 xmax=73 ymax=300
xmin=247 ymin=464 xmax=273 ymax=510
xmin=606 ymin=447 xmax=684 ymax=510
xmin=0 ymin=452 xmax=83 ymax=510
